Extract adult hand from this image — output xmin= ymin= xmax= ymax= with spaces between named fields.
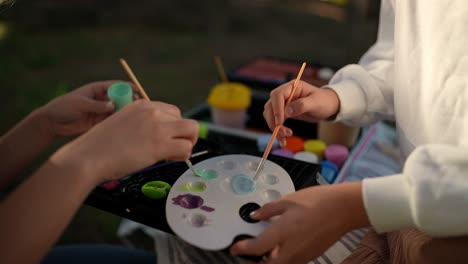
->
xmin=50 ymin=100 xmax=199 ymax=183
xmin=263 ymin=80 xmax=340 ymax=146
xmin=38 ymin=80 xmax=137 ymax=138
xmin=230 ymin=183 xmax=369 ymax=264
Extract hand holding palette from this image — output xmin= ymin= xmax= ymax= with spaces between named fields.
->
xmin=166 ymin=154 xmax=295 ymax=251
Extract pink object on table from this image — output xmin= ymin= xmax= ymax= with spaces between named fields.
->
xmin=271 ymin=148 xmax=295 ymax=159
xmin=102 ymin=180 xmax=120 ymax=190
xmin=324 ymin=144 xmax=349 ymax=168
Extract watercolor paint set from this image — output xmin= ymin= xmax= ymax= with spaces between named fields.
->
xmin=85 ymin=138 xmax=320 ymax=258
xmin=86 ymin=137 xmax=320 ymax=233
xmin=84 ymin=57 xmax=350 ymax=260
xmin=227 ymin=57 xmax=337 ymax=90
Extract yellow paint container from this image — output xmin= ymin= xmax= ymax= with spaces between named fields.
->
xmin=304 ymin=139 xmax=327 ymax=160
xmin=207 ymin=82 xmax=251 ymax=129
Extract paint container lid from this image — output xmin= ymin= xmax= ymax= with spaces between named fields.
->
xmin=107 ymin=82 xmax=133 ymax=111
xmin=271 ymin=148 xmax=295 ymax=159
xmin=320 ymin=161 xmax=339 ymax=183
xmin=284 ymin=136 xmax=305 ymax=153
xmin=324 ymin=144 xmax=349 ymax=168
xmin=207 ymin=82 xmax=252 ymax=110
xmin=293 ymin=151 xmax=319 ymax=164
xmin=257 ymin=134 xmax=280 ymax=152
xmin=141 ymin=181 xmax=172 ymax=199
xmin=198 ymin=122 xmax=209 ymax=139
xmin=318 ymin=67 xmax=335 ymax=81
xmin=304 ymin=140 xmax=327 ymax=160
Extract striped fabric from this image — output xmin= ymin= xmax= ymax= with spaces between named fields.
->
xmin=312 ymin=229 xmax=368 ymax=264
xmin=152 ymin=228 xmax=368 ymax=263
xmin=154 ymin=231 xmax=244 ymax=264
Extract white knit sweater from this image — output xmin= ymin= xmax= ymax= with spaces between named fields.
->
xmin=328 ymin=0 xmax=468 ymax=236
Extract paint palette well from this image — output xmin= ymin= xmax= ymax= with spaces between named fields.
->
xmin=166 ymin=154 xmax=295 ymax=251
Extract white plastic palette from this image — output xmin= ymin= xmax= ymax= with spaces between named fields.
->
xmin=166 ymin=154 xmax=295 ymax=251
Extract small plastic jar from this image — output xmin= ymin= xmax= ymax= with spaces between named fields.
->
xmin=324 ymin=144 xmax=349 ymax=168
xmin=293 ymin=151 xmax=319 ymax=164
xmin=304 ymin=139 xmax=327 ymax=160
xmin=207 ymin=82 xmax=251 ymax=129
xmin=107 ymin=82 xmax=133 ymax=111
xmin=320 ymin=161 xmax=339 ymax=183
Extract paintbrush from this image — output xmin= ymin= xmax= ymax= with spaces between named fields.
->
xmin=119 ymin=58 xmax=200 ymax=176
xmin=214 ymin=56 xmax=229 ymax=83
xmin=253 ymin=62 xmax=307 ymax=181
xmin=214 ymin=55 xmax=234 ymax=99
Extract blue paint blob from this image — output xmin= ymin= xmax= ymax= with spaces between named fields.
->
xmin=231 ymin=175 xmax=256 ymax=195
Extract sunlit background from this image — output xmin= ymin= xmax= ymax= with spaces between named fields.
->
xmin=0 ymin=0 xmax=379 ymax=248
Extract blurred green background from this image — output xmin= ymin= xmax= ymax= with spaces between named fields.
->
xmin=0 ymin=0 xmax=378 ymax=247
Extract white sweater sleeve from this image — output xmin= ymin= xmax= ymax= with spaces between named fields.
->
xmin=363 ymin=144 xmax=468 ymax=237
xmin=327 ymin=0 xmax=395 ymax=126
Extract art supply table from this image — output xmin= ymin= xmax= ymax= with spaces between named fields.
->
xmin=84 ymin=57 xmax=358 ymax=257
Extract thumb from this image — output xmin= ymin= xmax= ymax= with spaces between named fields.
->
xmin=80 ymin=97 xmax=114 ymax=114
xmin=251 ymin=201 xmax=287 ymax=221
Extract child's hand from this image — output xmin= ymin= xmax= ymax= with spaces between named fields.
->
xmin=50 ymin=100 xmax=199 ymax=183
xmin=264 ymin=80 xmax=340 ymax=146
xmin=230 ymin=183 xmax=369 ymax=264
xmin=38 ymin=80 xmax=135 ymax=138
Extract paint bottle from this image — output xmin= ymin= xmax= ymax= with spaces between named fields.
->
xmin=107 ymin=82 xmax=133 ymax=111
xmin=207 ymin=82 xmax=251 ymax=129
xmin=304 ymin=139 xmax=327 ymax=160
xmin=293 ymin=151 xmax=319 ymax=164
xmin=141 ymin=181 xmax=172 ymax=199
xmin=320 ymin=160 xmax=339 ymax=183
xmin=284 ymin=136 xmax=305 ymax=153
xmin=257 ymin=134 xmax=280 ymax=152
xmin=324 ymin=144 xmax=349 ymax=168
xmin=317 ymin=67 xmax=335 ymax=81
xmin=198 ymin=122 xmax=209 ymax=139
xmin=271 ymin=148 xmax=294 ymax=159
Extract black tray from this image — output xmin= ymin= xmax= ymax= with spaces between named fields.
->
xmin=85 ymin=139 xmax=320 ymax=234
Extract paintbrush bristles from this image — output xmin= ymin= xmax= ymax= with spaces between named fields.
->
xmin=214 ymin=56 xmax=229 ymax=83
xmin=119 ymin=58 xmax=151 ymax=101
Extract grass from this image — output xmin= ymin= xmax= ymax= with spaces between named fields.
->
xmin=0 ymin=1 xmax=378 ymax=247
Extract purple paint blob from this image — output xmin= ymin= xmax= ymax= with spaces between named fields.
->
xmin=190 ymin=214 xmax=208 ymax=227
xmin=172 ymin=194 xmax=204 ymax=209
xmin=201 ymin=206 xmax=215 ymax=212
xmin=271 ymin=148 xmax=294 ymax=158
